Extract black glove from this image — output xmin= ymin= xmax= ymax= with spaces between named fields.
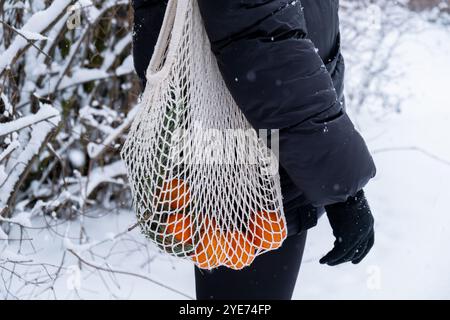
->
xmin=320 ymin=190 xmax=375 ymax=266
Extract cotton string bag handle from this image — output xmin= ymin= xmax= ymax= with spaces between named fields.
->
xmin=122 ymin=0 xmax=287 ymax=270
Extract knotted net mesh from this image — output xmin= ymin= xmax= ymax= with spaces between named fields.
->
xmin=122 ymin=0 xmax=286 ymax=270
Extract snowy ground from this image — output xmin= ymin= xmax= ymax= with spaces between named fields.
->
xmin=2 ymin=13 xmax=449 ymax=300
xmin=296 ymin=20 xmax=450 ymax=299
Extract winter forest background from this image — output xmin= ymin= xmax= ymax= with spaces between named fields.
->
xmin=0 ymin=0 xmax=449 ymax=299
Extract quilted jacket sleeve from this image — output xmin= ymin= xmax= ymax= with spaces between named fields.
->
xmin=197 ymin=0 xmax=376 ymax=206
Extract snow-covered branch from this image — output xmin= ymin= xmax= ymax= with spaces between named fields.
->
xmin=0 ymin=0 xmax=72 ymax=76
xmin=0 ymin=104 xmax=59 ymax=137
xmin=0 ymin=104 xmax=61 ymax=216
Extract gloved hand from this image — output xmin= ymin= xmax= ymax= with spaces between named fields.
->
xmin=320 ymin=190 xmax=375 ymax=266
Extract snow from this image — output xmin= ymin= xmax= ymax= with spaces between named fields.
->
xmin=102 ymin=35 xmax=132 ymax=70
xmin=116 ymin=55 xmax=134 ymax=76
xmin=85 ymin=161 xmax=126 ymax=196
xmin=0 ymin=140 xmax=20 ymax=163
xmin=0 ymin=249 xmax=29 ymax=263
xmin=68 ymin=149 xmax=86 ymax=168
xmin=62 ymin=160 xmax=127 ymax=202
xmin=39 ymin=61 xmax=134 ymax=95
xmin=0 ymin=211 xmax=33 ymax=228
xmin=3 ymin=211 xmax=195 ymax=299
xmin=13 ymin=29 xmax=50 ymax=41
xmin=0 ymin=103 xmax=59 ymax=136
xmin=57 ymin=68 xmax=109 ymax=91
xmin=0 ymin=0 xmax=71 ymax=74
xmin=0 ymin=104 xmax=61 ymax=209
xmin=4 ymin=1 xmax=26 ymax=10
xmin=87 ymin=104 xmax=139 ymax=159
xmin=63 ymin=236 xmax=99 ymax=253
xmin=0 ymin=227 xmax=7 ymax=241
xmin=1 ymin=93 xmax=13 ymax=116
xmin=294 ymin=17 xmax=450 ymax=300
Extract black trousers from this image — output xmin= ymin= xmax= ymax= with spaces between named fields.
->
xmin=195 ymin=232 xmax=307 ymax=300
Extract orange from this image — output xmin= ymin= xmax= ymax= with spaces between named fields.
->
xmin=199 ymin=215 xmax=217 ymax=232
xmin=223 ymin=231 xmax=256 ymax=270
xmin=192 ymin=231 xmax=226 ymax=269
xmin=249 ymin=211 xmax=286 ymax=250
xmin=159 ymin=178 xmax=191 ymax=210
xmin=165 ymin=213 xmax=193 ymax=244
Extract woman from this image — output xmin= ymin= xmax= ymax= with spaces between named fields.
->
xmin=132 ymin=0 xmax=376 ymax=300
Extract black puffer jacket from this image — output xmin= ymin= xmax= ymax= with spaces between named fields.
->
xmin=132 ymin=0 xmax=376 ymax=235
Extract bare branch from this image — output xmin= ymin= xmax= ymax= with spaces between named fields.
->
xmin=67 ymin=249 xmax=194 ymax=300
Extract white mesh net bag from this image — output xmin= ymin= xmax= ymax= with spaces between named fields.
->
xmin=122 ymin=0 xmax=286 ymax=270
